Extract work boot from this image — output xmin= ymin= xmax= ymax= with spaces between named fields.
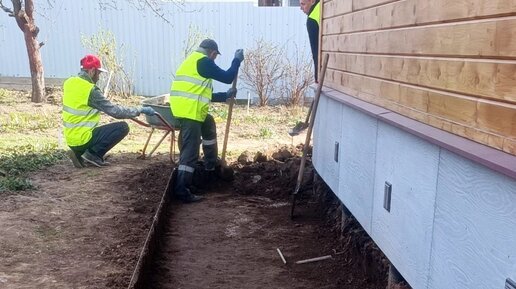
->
xmin=67 ymin=150 xmax=84 ymax=168
xmin=82 ymin=150 xmax=108 ymax=167
xmin=175 ymin=189 xmax=203 ymax=203
xmin=174 ymin=168 xmax=202 ymax=203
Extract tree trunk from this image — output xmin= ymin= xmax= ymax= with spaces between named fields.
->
xmin=23 ymin=30 xmax=45 ymax=103
xmin=9 ymin=0 xmax=45 ymax=103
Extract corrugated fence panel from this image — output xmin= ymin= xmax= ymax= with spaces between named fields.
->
xmin=0 ymin=1 xmax=309 ymax=97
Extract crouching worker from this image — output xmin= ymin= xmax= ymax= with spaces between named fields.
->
xmin=63 ymin=54 xmax=156 ymax=168
xmin=170 ymin=39 xmax=244 ymax=203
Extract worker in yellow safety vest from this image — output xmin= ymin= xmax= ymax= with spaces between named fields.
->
xmin=62 ymin=54 xmax=156 ymax=168
xmin=170 ymin=39 xmax=244 ymax=203
xmin=300 ymin=0 xmax=320 ymax=81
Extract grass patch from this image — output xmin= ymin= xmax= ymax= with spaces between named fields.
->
xmin=259 ymin=127 xmax=273 ymax=139
xmin=0 ymin=89 xmax=32 ymax=105
xmin=0 ymin=111 xmax=60 ymax=132
xmin=0 ymin=143 xmax=66 ymax=192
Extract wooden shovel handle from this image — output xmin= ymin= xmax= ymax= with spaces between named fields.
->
xmin=221 ymin=70 xmax=239 ymax=163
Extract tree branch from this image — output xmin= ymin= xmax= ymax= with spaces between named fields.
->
xmin=0 ymin=0 xmax=14 ymax=16
xmin=12 ymin=0 xmax=22 ymax=14
xmin=143 ymin=0 xmax=171 ymax=25
xmin=25 ymin=0 xmax=35 ymax=19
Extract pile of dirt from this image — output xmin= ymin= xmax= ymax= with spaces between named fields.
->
xmin=232 ymin=145 xmax=314 ymax=199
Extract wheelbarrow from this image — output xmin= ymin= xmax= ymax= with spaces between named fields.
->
xmin=131 ymin=94 xmax=180 ymax=162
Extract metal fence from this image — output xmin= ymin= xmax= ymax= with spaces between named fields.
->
xmin=0 ymin=0 xmax=310 ymax=97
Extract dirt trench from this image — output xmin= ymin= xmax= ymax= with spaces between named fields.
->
xmin=132 ymin=148 xmax=389 ymax=289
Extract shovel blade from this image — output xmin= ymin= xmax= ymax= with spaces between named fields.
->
xmin=288 ymin=122 xmax=309 ymax=136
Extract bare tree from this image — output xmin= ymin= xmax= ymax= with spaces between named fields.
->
xmin=279 ymin=45 xmax=313 ymax=107
xmin=241 ymin=39 xmax=284 ymax=106
xmin=1 ymin=0 xmax=45 ymax=103
xmin=181 ymin=24 xmax=211 ymax=60
xmin=99 ymin=0 xmax=187 ymax=24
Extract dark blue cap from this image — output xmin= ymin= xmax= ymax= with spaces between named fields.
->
xmin=199 ymin=39 xmax=221 ymax=55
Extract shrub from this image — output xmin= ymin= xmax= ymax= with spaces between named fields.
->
xmin=81 ymin=29 xmax=134 ymax=99
xmin=241 ymin=39 xmax=284 ymax=106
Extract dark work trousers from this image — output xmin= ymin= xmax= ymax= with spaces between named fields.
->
xmin=69 ymin=121 xmax=129 ymax=160
xmin=175 ymin=114 xmax=218 ymax=196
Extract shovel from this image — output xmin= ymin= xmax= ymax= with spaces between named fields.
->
xmin=290 ymin=54 xmax=329 ymax=219
xmin=288 ymin=100 xmax=313 ymax=136
xmin=218 ymin=70 xmax=239 ymax=180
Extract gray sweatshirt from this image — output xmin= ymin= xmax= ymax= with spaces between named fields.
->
xmin=78 ymin=70 xmax=140 ymax=119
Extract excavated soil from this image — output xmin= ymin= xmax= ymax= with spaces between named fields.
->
xmin=0 ymin=149 xmax=390 ymax=289
xmin=141 ymin=147 xmax=389 ymax=289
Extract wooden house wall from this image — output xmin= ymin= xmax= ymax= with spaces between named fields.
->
xmin=321 ymin=0 xmax=516 ymax=155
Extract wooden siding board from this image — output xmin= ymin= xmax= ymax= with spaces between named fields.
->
xmin=477 ymin=100 xmax=516 ymax=137
xmin=323 ymin=0 xmax=352 ymax=19
xmin=324 ymin=0 xmax=516 ymax=35
xmin=429 ymin=150 xmax=516 ymax=289
xmin=324 ymin=0 xmax=417 ymax=34
xmin=503 ymin=137 xmax=516 ymax=154
xmin=328 ymin=52 xmax=516 ymax=103
xmin=325 ymin=69 xmax=515 ymax=154
xmin=322 ymin=18 xmax=516 ymax=59
xmin=372 ymin=122 xmax=439 ymax=289
xmin=352 ymin=0 xmax=400 ymax=11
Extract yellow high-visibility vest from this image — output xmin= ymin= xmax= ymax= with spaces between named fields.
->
xmin=170 ymin=51 xmax=213 ymax=122
xmin=308 ymin=1 xmax=320 ymax=26
xmin=62 ymin=77 xmax=99 ymax=146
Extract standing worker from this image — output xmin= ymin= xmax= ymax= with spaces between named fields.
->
xmin=300 ymin=0 xmax=320 ymax=81
xmin=63 ymin=54 xmax=156 ymax=168
xmin=170 ymin=39 xmax=244 ymax=203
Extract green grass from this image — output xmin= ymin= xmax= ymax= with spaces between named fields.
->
xmin=259 ymin=127 xmax=273 ymax=139
xmin=0 ymin=88 xmax=306 ymax=192
xmin=0 ymin=89 xmax=30 ymax=104
xmin=0 ymin=143 xmax=66 ymax=192
xmin=0 ymin=111 xmax=60 ymax=132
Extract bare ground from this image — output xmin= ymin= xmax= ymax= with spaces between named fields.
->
xmin=0 ymin=149 xmax=390 ymax=289
xmin=0 ymin=154 xmax=170 ymax=288
xmin=144 ymin=152 xmax=388 ymax=289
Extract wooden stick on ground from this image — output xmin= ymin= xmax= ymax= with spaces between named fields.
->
xmin=295 ymin=255 xmax=332 ymax=265
xmin=277 ymin=248 xmax=287 ymax=264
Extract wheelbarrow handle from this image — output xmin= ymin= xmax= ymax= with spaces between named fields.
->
xmin=130 ymin=113 xmax=175 ymax=131
xmin=154 ymin=112 xmax=175 ymax=131
xmin=130 ymin=117 xmax=150 ymax=127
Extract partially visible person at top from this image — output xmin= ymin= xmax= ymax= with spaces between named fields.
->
xmin=62 ymin=54 xmax=156 ymax=168
xmin=169 ymin=39 xmax=244 ymax=203
xmin=300 ymin=0 xmax=320 ymax=82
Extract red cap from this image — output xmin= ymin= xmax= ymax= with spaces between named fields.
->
xmin=80 ymin=54 xmax=108 ymax=72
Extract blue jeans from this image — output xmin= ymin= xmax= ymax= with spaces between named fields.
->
xmin=69 ymin=121 xmax=129 ymax=159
